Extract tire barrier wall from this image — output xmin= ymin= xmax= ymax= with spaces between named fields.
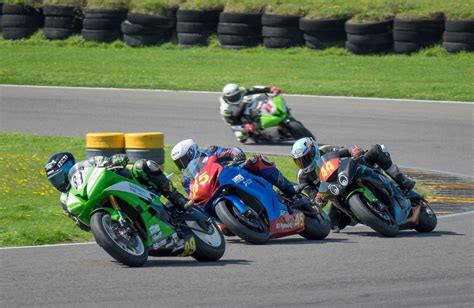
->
xmin=393 ymin=18 xmax=444 ymax=53
xmin=300 ymin=17 xmax=347 ymax=50
xmin=345 ymin=19 xmax=393 ymax=54
xmin=443 ymin=20 xmax=474 ymax=53
xmin=124 ymin=132 xmax=165 ymax=165
xmin=43 ymin=5 xmax=81 ymax=40
xmin=2 ymin=4 xmax=43 ymax=40
xmin=177 ymin=9 xmax=220 ymax=47
xmin=218 ymin=12 xmax=262 ymax=49
xmin=122 ymin=12 xmax=175 ymax=47
xmin=86 ymin=132 xmax=126 ymax=158
xmin=1 ymin=6 xmax=473 ymax=54
xmin=262 ymin=14 xmax=302 ymax=48
xmin=82 ymin=8 xmax=127 ymax=42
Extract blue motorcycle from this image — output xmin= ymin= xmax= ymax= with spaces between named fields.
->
xmin=185 ymin=156 xmax=330 ymax=244
xmin=316 ymin=152 xmax=437 ymax=237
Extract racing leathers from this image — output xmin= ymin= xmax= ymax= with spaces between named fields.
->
xmin=181 ymin=145 xmax=297 ymax=198
xmin=219 ymin=86 xmax=280 ymax=142
xmin=92 ymin=154 xmax=188 ymax=210
xmin=297 ymin=144 xmax=416 ymax=232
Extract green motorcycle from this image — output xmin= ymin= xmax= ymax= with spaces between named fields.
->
xmin=241 ymin=94 xmax=314 ymax=143
xmin=59 ymin=161 xmax=225 ymax=267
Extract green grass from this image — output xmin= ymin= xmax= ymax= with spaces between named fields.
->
xmin=0 ymin=132 xmax=302 ymax=247
xmin=1 ymin=33 xmax=473 ymax=101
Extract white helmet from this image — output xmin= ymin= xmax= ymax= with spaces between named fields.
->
xmin=171 ymin=139 xmax=200 ymax=170
xmin=222 ymin=83 xmax=242 ymax=105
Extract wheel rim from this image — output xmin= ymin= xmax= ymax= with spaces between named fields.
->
xmin=186 ymin=221 xmax=222 ymax=247
xmin=101 ymin=214 xmax=145 ymax=256
xmin=232 ymin=206 xmax=268 ymax=233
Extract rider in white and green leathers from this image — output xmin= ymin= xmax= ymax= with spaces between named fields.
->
xmin=219 ymin=83 xmax=281 ymax=142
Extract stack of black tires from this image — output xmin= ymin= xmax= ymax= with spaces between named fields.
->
xmin=0 ymin=4 xmax=3 ymax=32
xmin=262 ymin=14 xmax=302 ymax=48
xmin=345 ymin=19 xmax=393 ymax=54
xmin=300 ymin=17 xmax=347 ymax=50
xmin=2 ymin=4 xmax=43 ymax=40
xmin=43 ymin=6 xmax=81 ymax=40
xmin=82 ymin=8 xmax=127 ymax=42
xmin=176 ymin=9 xmax=220 ymax=47
xmin=393 ymin=18 xmax=444 ymax=53
xmin=218 ymin=12 xmax=262 ymax=49
xmin=122 ymin=12 xmax=175 ymax=47
xmin=443 ymin=20 xmax=474 ymax=53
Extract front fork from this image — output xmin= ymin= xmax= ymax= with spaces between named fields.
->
xmin=108 ymin=195 xmax=127 ymax=226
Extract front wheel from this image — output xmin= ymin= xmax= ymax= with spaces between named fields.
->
xmin=285 ymin=119 xmax=314 ymax=139
xmin=90 ymin=211 xmax=148 ymax=267
xmin=186 ymin=219 xmax=225 ymax=262
xmin=349 ymin=194 xmax=399 ymax=237
xmin=415 ymin=203 xmax=437 ymax=232
xmin=215 ymin=201 xmax=270 ymax=244
xmin=299 ymin=210 xmax=331 ymax=240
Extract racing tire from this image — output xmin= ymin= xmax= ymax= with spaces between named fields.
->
xmin=345 ymin=19 xmax=393 ymax=35
xmin=2 ymin=4 xmax=41 ymax=15
xmin=2 ymin=14 xmax=42 ymax=27
xmin=218 ymin=22 xmax=261 ymax=36
xmin=263 ymin=37 xmax=302 ymax=48
xmin=348 ymin=194 xmax=399 ymax=237
xmin=90 ymin=211 xmax=148 ymax=267
xmin=177 ymin=32 xmax=209 ymax=45
xmin=2 ymin=26 xmax=36 ymax=39
xmin=81 ymin=29 xmax=121 ymax=42
xmin=176 ymin=21 xmax=217 ymax=34
xmin=44 ymin=16 xmax=76 ymax=29
xmin=299 ymin=211 xmax=331 ymax=240
xmin=218 ymin=34 xmax=261 ymax=46
xmin=186 ymin=218 xmax=225 ymax=262
xmin=285 ymin=119 xmax=314 ymax=139
xmin=414 ymin=204 xmax=437 ymax=233
xmin=443 ymin=31 xmax=474 ymax=44
xmin=347 ymin=32 xmax=392 ymax=45
xmin=82 ymin=18 xmax=122 ymax=30
xmin=262 ymin=26 xmax=301 ymax=38
xmin=215 ymin=200 xmax=270 ymax=245
xmin=442 ymin=42 xmax=474 ymax=53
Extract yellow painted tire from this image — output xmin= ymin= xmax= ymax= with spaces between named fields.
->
xmin=86 ymin=132 xmax=125 ymax=149
xmin=125 ymin=132 xmax=164 ymax=149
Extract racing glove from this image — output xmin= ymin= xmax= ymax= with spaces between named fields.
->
xmin=350 ymin=146 xmax=364 ymax=158
xmin=270 ymin=86 xmax=281 ymax=95
xmin=243 ymin=123 xmax=257 ymax=133
xmin=111 ymin=154 xmax=129 ymax=167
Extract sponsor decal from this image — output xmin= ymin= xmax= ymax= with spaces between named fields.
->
xmin=232 ymin=174 xmax=244 ymax=184
xmin=243 ymin=179 xmax=253 ymax=186
xmin=275 ymin=213 xmax=305 ymax=230
xmin=105 ymin=182 xmax=156 ymax=201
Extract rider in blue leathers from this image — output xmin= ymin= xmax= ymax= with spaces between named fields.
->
xmin=171 ymin=139 xmax=297 ymax=197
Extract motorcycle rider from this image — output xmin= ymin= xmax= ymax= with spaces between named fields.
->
xmin=220 ymin=83 xmax=282 ymax=142
xmin=171 ymin=139 xmax=298 ymax=198
xmin=290 ymin=137 xmax=416 ymax=232
xmin=45 ymin=152 xmax=189 ymax=212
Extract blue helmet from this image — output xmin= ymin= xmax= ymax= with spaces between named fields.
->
xmin=291 ymin=137 xmax=320 ymax=173
xmin=45 ymin=152 xmax=76 ymax=192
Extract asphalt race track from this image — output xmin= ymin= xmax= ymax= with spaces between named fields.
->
xmin=1 ymin=85 xmax=473 ymax=307
xmin=0 ymin=85 xmax=473 ymax=176
xmin=1 ymin=213 xmax=473 ymax=307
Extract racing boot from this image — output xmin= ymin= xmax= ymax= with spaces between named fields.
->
xmin=385 ymin=164 xmax=416 ymax=191
xmin=132 ymin=159 xmax=188 ymax=211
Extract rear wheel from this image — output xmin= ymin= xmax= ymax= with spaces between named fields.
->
xmin=285 ymin=119 xmax=314 ymax=139
xmin=299 ymin=210 xmax=331 ymax=240
xmin=215 ymin=200 xmax=270 ymax=244
xmin=415 ymin=203 xmax=437 ymax=232
xmin=90 ymin=211 xmax=148 ymax=267
xmin=349 ymin=194 xmax=399 ymax=237
xmin=186 ymin=218 xmax=225 ymax=261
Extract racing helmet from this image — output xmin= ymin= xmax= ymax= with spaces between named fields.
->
xmin=45 ymin=152 xmax=76 ymax=192
xmin=222 ymin=83 xmax=243 ymax=105
xmin=171 ymin=139 xmax=200 ymax=170
xmin=291 ymin=137 xmax=320 ymax=173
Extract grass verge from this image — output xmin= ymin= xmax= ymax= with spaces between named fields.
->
xmin=1 ymin=33 xmax=473 ymax=101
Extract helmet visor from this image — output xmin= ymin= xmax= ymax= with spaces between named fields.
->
xmin=174 ymin=155 xmax=192 ymax=171
xmin=292 ymin=145 xmax=318 ymax=170
xmin=49 ymin=171 xmax=68 ymax=192
xmin=226 ymin=92 xmax=241 ymax=104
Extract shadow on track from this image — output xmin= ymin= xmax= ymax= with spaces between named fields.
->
xmin=225 ymin=237 xmax=353 ymax=245
xmin=344 ymin=230 xmax=463 ymax=238
xmin=140 ymin=258 xmax=252 ymax=268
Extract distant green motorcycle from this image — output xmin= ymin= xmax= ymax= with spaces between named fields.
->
xmin=59 ymin=161 xmax=225 ymax=267
xmin=242 ymin=94 xmax=314 ymax=143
